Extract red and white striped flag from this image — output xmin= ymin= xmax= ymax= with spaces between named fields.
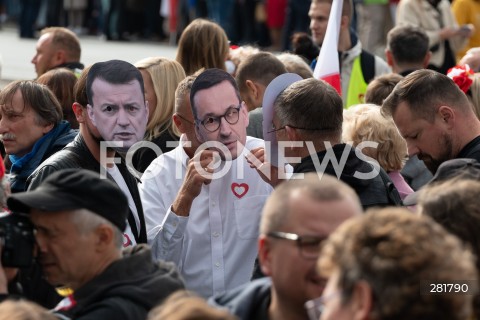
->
xmin=313 ymin=0 xmax=343 ymax=95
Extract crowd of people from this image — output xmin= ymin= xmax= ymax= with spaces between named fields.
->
xmin=1 ymin=0 xmax=480 ymax=319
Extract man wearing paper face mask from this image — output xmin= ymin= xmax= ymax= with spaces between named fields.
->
xmin=28 ymin=60 xmax=150 ymax=248
xmin=86 ymin=61 xmax=149 ymax=153
xmin=140 ymin=68 xmax=273 ymax=298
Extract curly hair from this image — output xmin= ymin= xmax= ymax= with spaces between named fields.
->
xmin=319 ymin=208 xmax=477 ymax=320
xmin=418 ymin=178 xmax=480 ymax=319
xmin=343 ymin=104 xmax=406 ymax=171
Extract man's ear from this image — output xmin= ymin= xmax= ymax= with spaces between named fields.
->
xmin=72 ymin=102 xmax=85 ymax=123
xmin=94 ymin=224 xmax=115 ymax=252
xmin=258 ymin=235 xmax=273 ymax=276
xmin=246 ymin=80 xmax=259 ymax=99
xmin=87 ymin=104 xmax=97 ymax=127
xmin=423 ymin=51 xmax=432 ymax=68
xmin=54 ymin=49 xmax=67 ymax=65
xmin=285 ymin=125 xmax=299 ymax=142
xmin=350 ymin=281 xmax=373 ymax=320
xmin=438 ymin=105 xmax=455 ymax=129
xmin=172 ymin=114 xmax=185 ymax=133
xmin=42 ymin=123 xmax=54 ymax=134
xmin=385 ymin=49 xmax=394 ymax=68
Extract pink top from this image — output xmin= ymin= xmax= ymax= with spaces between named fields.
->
xmin=388 ymin=170 xmax=414 ymax=201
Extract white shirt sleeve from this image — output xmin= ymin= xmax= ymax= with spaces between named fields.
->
xmin=150 ymin=206 xmax=189 ymax=263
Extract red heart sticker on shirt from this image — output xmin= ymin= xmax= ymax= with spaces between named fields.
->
xmin=123 ymin=233 xmax=132 ymax=248
xmin=231 ymin=183 xmax=249 ymax=198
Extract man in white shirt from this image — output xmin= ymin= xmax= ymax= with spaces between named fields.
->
xmin=140 ymin=69 xmax=273 ymax=298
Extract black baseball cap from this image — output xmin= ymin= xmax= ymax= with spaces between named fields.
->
xmin=403 ymin=158 xmax=480 ymax=206
xmin=7 ymin=169 xmax=128 ymax=231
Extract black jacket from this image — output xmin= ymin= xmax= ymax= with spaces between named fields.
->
xmin=53 ymin=245 xmax=184 ymax=320
xmin=294 ymin=144 xmax=401 ymax=209
xmin=209 ymin=278 xmax=272 ymax=320
xmin=27 ymin=134 xmax=147 ymax=244
xmin=132 ymin=130 xmax=179 ymax=173
xmin=458 ymin=135 xmax=480 ymax=162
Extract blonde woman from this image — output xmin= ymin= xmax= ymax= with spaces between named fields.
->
xmin=343 ymin=104 xmax=414 ymax=200
xmin=132 ymin=57 xmax=186 ymax=173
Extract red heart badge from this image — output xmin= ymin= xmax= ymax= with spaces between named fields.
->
xmin=231 ymin=183 xmax=249 ymax=199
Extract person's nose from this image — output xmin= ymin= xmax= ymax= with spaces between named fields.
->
xmin=310 ymin=19 xmax=317 ymax=32
xmin=117 ymin=109 xmax=130 ymax=127
xmin=407 ymin=142 xmax=420 ymax=157
xmin=218 ymin=117 xmax=232 ymax=137
xmin=0 ymin=117 xmax=9 ymax=135
xmin=34 ymin=233 xmax=48 ymax=254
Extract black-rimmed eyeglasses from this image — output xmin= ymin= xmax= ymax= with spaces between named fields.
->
xmin=267 ymin=231 xmax=326 ymax=259
xmin=196 ymin=104 xmax=241 ymax=132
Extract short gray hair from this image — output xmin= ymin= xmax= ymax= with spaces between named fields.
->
xmin=70 ymin=209 xmax=124 ymax=249
xmin=260 ymin=173 xmax=361 ymax=234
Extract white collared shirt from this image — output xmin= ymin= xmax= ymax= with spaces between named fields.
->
xmin=139 ymin=136 xmax=273 ymax=298
xmin=107 ymin=164 xmax=139 ymax=248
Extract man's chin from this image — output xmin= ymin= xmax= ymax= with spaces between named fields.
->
xmin=419 ymin=156 xmax=442 ymax=173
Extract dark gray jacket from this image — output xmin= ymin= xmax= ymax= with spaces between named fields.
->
xmin=53 ymin=245 xmax=184 ymax=320
xmin=209 ymin=278 xmax=272 ymax=320
xmin=294 ymin=143 xmax=402 ymax=209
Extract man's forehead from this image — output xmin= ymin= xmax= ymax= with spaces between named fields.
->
xmin=309 ymin=2 xmax=331 ymax=16
xmin=193 ymin=82 xmax=239 ymax=113
xmin=290 ymin=193 xmax=359 ymax=218
xmin=91 ymin=79 xmax=143 ymax=100
xmin=193 ymin=80 xmax=235 ymax=97
xmin=1 ymin=90 xmax=29 ymax=113
xmin=92 ymin=78 xmax=141 ymax=90
xmin=392 ymin=102 xmax=414 ymax=129
xmin=38 ymin=32 xmax=52 ymax=43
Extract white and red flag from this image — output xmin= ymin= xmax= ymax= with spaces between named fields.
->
xmin=313 ymin=0 xmax=343 ymax=95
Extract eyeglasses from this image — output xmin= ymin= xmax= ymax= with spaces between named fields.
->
xmin=176 ymin=113 xmax=194 ymax=125
xmin=267 ymin=124 xmax=287 ymax=134
xmin=305 ymin=292 xmax=341 ymax=320
xmin=267 ymin=124 xmax=336 ymax=134
xmin=267 ymin=231 xmax=326 ymax=259
xmin=196 ymin=104 xmax=241 ymax=132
